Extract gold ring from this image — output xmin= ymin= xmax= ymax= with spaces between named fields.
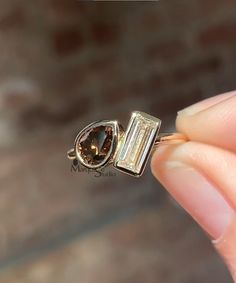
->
xmin=67 ymin=111 xmax=188 ymax=177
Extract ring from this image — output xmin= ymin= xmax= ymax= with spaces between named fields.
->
xmin=67 ymin=111 xmax=188 ymax=177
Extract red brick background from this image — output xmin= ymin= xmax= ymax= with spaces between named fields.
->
xmin=0 ymin=1 xmax=235 ymax=282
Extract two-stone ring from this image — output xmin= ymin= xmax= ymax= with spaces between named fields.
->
xmin=67 ymin=111 xmax=187 ymax=177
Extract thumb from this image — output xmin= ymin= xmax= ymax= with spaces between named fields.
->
xmin=151 ymin=142 xmax=236 ymax=281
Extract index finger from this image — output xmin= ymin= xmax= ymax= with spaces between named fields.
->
xmin=176 ymin=91 xmax=236 ymax=152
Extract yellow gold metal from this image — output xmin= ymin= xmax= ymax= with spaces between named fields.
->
xmin=67 ymin=111 xmax=188 ymax=177
xmin=154 ymin=133 xmax=188 ymax=145
xmin=67 ymin=133 xmax=187 ymax=160
xmin=67 ymin=148 xmax=76 ymax=160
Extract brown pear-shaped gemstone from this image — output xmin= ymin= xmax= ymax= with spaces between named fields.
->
xmin=77 ymin=125 xmax=113 ymax=166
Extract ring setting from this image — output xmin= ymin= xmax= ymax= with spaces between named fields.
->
xmin=67 ymin=111 xmax=187 ymax=177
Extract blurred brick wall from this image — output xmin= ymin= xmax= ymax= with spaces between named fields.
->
xmin=0 ymin=0 xmax=236 ymax=146
xmin=0 ymin=1 xmax=235 ymax=282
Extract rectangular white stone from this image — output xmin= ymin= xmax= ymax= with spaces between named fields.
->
xmin=114 ymin=111 xmax=161 ymax=177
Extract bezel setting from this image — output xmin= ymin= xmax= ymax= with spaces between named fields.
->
xmin=67 ymin=111 xmax=177 ymax=177
xmin=73 ymin=120 xmax=123 ymax=170
xmin=114 ymin=111 xmax=161 ymax=177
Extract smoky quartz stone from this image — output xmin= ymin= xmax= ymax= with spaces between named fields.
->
xmin=77 ymin=125 xmax=113 ymax=166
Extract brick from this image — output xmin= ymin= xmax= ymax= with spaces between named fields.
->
xmin=51 ymin=28 xmax=84 ymax=56
xmin=87 ymin=57 xmax=123 ymax=86
xmin=101 ymin=80 xmax=149 ymax=105
xmin=0 ymin=6 xmax=26 ymax=30
xmin=0 ymin=79 xmax=40 ymax=114
xmin=21 ymin=95 xmax=91 ymax=127
xmin=148 ymin=73 xmax=171 ymax=91
xmin=101 ymin=85 xmax=131 ymax=105
xmin=48 ymin=0 xmax=87 ymax=16
xmin=163 ymin=0 xmax=198 ymax=27
xmin=91 ymin=22 xmax=119 ymax=45
xmin=147 ymin=39 xmax=186 ymax=62
xmin=199 ymin=22 xmax=236 ymax=46
xmin=88 ymin=57 xmax=115 ymax=74
xmin=139 ymin=10 xmax=162 ymax=30
xmin=150 ymin=88 xmax=203 ymax=118
xmin=48 ymin=65 xmax=87 ymax=91
xmin=171 ymin=57 xmax=221 ymax=84
xmin=194 ymin=0 xmax=236 ymax=18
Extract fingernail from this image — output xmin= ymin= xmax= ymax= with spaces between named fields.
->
xmin=178 ymin=92 xmax=236 ymax=116
xmin=162 ymin=161 xmax=235 ymax=239
xmin=177 ymin=103 xmax=206 ymax=116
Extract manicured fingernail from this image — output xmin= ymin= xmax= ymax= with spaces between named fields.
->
xmin=178 ymin=91 xmax=236 ymax=116
xmin=161 ymin=162 xmax=234 ymax=239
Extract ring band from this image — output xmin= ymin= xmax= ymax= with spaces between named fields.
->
xmin=67 ymin=111 xmax=188 ymax=177
xmin=154 ymin=132 xmax=187 ymax=145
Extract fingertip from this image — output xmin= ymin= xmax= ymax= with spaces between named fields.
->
xmin=150 ymin=144 xmax=175 ymax=180
xmin=175 ymin=92 xmax=236 ymax=151
xmin=177 ymin=91 xmax=236 ymax=117
xmin=175 ymin=92 xmax=235 ymax=136
xmin=175 ymin=111 xmax=188 ymax=135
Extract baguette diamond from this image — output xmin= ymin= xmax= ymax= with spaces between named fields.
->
xmin=114 ymin=111 xmax=161 ymax=176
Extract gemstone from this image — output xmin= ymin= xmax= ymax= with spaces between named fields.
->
xmin=115 ymin=111 xmax=161 ymax=176
xmin=77 ymin=125 xmax=113 ymax=166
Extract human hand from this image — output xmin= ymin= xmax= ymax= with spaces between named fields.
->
xmin=151 ymin=91 xmax=236 ymax=282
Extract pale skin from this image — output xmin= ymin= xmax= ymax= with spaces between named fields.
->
xmin=151 ymin=91 xmax=236 ymax=282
